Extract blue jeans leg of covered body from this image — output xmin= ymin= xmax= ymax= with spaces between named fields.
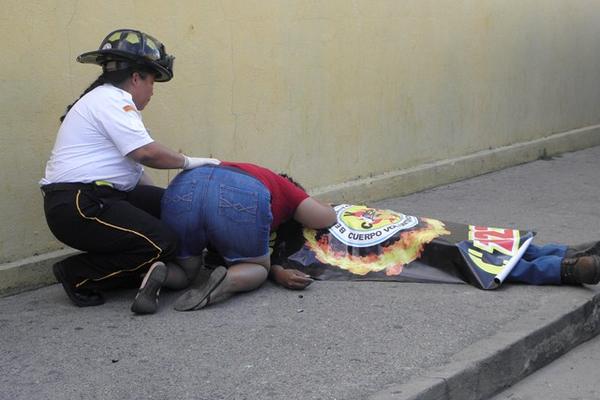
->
xmin=506 ymin=243 xmax=567 ymax=285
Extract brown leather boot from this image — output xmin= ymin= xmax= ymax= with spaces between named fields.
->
xmin=560 ymin=255 xmax=600 ymax=285
xmin=564 ymin=241 xmax=600 ymax=258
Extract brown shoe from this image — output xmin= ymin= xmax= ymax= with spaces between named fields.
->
xmin=560 ymin=255 xmax=600 ymax=285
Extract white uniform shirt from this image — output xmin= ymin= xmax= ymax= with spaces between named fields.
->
xmin=40 ymin=84 xmax=154 ymax=191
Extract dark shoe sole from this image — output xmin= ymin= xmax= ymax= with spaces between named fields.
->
xmin=131 ymin=262 xmax=168 ymax=314
xmin=174 ymin=266 xmax=227 ymax=311
xmin=52 ymin=262 xmax=105 ymax=307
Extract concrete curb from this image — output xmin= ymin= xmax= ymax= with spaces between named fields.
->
xmin=0 ymin=248 xmax=77 ymax=297
xmin=369 ymin=290 xmax=600 ymax=400
xmin=2 ymin=125 xmax=600 ymax=297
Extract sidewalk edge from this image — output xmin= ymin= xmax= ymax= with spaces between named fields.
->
xmin=369 ymin=291 xmax=600 ymax=400
xmin=0 ymin=248 xmax=78 ymax=297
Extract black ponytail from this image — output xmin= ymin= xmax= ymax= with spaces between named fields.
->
xmin=279 ymin=173 xmax=306 ymax=191
xmin=59 ymin=65 xmax=154 ymax=123
xmin=59 ymin=75 xmax=105 ymax=122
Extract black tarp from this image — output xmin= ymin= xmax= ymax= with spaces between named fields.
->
xmin=271 ymin=204 xmax=535 ymax=290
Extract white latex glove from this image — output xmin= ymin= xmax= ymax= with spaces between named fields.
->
xmin=182 ymin=155 xmax=221 ymax=170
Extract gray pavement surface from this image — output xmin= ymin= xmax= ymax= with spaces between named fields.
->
xmin=489 ymin=333 xmax=600 ymax=400
xmin=2 ymin=146 xmax=600 ymax=400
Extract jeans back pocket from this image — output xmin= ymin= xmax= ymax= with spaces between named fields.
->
xmin=162 ymin=181 xmax=197 ymax=216
xmin=218 ymin=184 xmax=258 ymax=224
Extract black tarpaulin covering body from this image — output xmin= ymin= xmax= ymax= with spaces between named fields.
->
xmin=271 ymin=204 xmax=535 ymax=290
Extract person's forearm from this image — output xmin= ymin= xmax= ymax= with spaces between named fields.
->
xmin=269 ymin=264 xmax=284 ymax=282
xmin=128 ymin=142 xmax=186 ymax=169
xmin=128 ymin=142 xmax=221 ymax=170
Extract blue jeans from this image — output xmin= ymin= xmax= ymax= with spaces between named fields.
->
xmin=161 ymin=166 xmax=273 ymax=264
xmin=506 ymin=243 xmax=567 ymax=285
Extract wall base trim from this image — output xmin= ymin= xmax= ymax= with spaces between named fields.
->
xmin=312 ymin=125 xmax=600 ymax=204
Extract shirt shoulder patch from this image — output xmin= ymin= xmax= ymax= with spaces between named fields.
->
xmin=123 ymin=105 xmax=137 ymax=112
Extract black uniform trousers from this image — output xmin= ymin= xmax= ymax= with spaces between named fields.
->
xmin=41 ymin=183 xmax=178 ymax=291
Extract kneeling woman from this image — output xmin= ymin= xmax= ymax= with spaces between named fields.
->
xmin=132 ymin=162 xmax=336 ymax=313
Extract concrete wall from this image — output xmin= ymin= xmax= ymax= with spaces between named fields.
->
xmin=2 ymin=0 xmax=600 ymax=266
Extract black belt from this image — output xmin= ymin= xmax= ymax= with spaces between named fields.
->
xmin=41 ymin=181 xmax=115 ymax=194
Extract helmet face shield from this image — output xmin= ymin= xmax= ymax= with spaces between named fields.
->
xmin=78 ymin=29 xmax=175 ymax=82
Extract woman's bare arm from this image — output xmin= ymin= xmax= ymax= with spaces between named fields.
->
xmin=293 ymin=197 xmax=337 ymax=229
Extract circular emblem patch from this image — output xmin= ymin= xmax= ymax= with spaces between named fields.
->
xmin=329 ymin=204 xmax=419 ymax=247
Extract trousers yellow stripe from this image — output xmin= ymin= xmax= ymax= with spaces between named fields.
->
xmin=73 ymin=190 xmax=163 ymax=288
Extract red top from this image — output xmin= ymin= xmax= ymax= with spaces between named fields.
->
xmin=220 ymin=162 xmax=309 ymax=229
